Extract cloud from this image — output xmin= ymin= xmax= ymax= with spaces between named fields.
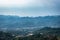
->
xmin=0 ymin=0 xmax=58 ymax=7
xmin=0 ymin=0 xmax=60 ymax=16
xmin=0 ymin=0 xmax=36 ymax=7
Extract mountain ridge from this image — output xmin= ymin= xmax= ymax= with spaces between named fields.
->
xmin=0 ymin=15 xmax=60 ymax=30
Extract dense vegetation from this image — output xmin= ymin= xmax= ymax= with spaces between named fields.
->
xmin=0 ymin=31 xmax=14 ymax=40
xmin=0 ymin=27 xmax=60 ymax=40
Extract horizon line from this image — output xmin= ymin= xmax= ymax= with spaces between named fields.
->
xmin=0 ymin=14 xmax=60 ymax=17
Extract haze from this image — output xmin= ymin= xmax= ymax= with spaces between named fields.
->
xmin=0 ymin=0 xmax=60 ymax=17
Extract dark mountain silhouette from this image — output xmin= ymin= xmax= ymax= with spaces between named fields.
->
xmin=33 ymin=27 xmax=60 ymax=36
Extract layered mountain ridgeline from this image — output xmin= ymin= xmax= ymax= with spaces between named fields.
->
xmin=0 ymin=15 xmax=60 ymax=29
xmin=0 ymin=15 xmax=60 ymax=36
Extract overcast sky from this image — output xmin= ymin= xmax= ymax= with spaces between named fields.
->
xmin=0 ymin=0 xmax=60 ymax=17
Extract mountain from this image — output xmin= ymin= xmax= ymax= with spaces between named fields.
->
xmin=0 ymin=15 xmax=60 ymax=31
xmin=33 ymin=27 xmax=60 ymax=36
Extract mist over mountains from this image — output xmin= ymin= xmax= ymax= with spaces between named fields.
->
xmin=0 ymin=15 xmax=60 ymax=30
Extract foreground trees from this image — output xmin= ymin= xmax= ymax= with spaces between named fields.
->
xmin=0 ymin=31 xmax=59 ymax=40
xmin=14 ymin=33 xmax=58 ymax=40
xmin=0 ymin=31 xmax=14 ymax=40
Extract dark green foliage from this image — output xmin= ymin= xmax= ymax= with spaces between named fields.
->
xmin=0 ymin=30 xmax=59 ymax=40
xmin=0 ymin=31 xmax=14 ymax=40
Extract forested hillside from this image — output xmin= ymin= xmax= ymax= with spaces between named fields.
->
xmin=0 ymin=15 xmax=60 ymax=29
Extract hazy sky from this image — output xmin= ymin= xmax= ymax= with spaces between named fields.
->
xmin=0 ymin=0 xmax=60 ymax=17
